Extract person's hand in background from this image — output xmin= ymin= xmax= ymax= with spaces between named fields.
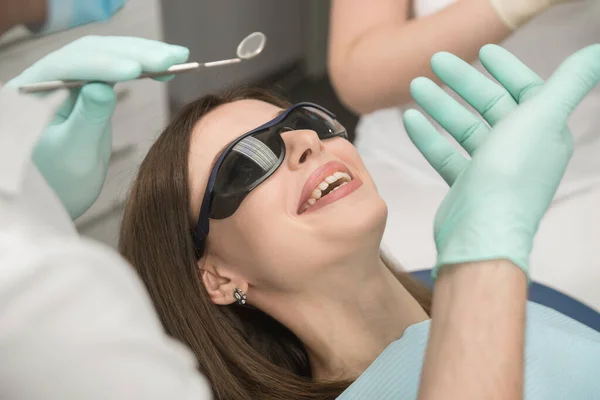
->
xmin=328 ymin=0 xmax=586 ymax=114
xmin=404 ymin=44 xmax=600 ymax=278
xmin=6 ymin=36 xmax=190 ymax=219
xmin=489 ymin=0 xmax=587 ymax=30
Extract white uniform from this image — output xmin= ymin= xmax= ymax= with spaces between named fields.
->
xmin=0 ymin=87 xmax=212 ymax=399
xmin=356 ymin=0 xmax=600 ymax=309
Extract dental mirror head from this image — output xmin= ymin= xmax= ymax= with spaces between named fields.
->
xmin=237 ymin=32 xmax=267 ymax=60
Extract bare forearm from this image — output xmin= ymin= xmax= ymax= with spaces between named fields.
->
xmin=0 ymin=0 xmax=47 ymax=36
xmin=418 ymin=260 xmax=527 ymax=400
xmin=329 ymin=0 xmax=511 ymax=114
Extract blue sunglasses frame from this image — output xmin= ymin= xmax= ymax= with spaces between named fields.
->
xmin=193 ymin=102 xmax=344 ymax=252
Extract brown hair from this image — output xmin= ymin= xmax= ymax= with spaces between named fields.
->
xmin=119 ymin=87 xmax=432 ymax=399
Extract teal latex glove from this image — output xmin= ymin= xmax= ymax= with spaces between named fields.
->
xmin=404 ymin=44 xmax=600 ymax=278
xmin=5 ymin=36 xmax=189 ymax=219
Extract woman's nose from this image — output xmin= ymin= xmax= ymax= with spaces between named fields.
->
xmin=282 ymin=129 xmax=324 ymax=170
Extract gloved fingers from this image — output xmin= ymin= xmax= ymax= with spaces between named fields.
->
xmin=479 ymin=45 xmax=545 ymax=103
xmin=10 ymin=37 xmax=189 ymax=84
xmin=404 ymin=109 xmax=469 ymax=186
xmin=131 ymin=41 xmax=189 ymax=81
xmin=53 ymin=82 xmax=117 ymax=123
xmin=152 ymin=74 xmax=176 ymax=82
xmin=537 ymin=44 xmax=600 ymax=121
xmin=430 ymin=51 xmax=518 ymax=126
xmin=410 ymin=77 xmax=489 ymax=156
xmin=72 ymin=83 xmax=117 ymax=124
xmin=63 ymin=83 xmax=116 ymax=146
xmin=99 ymin=119 xmax=113 ymax=166
xmin=52 ymin=89 xmax=81 ymax=124
xmin=86 ymin=36 xmax=190 ymax=73
xmin=19 ymin=52 xmax=143 ymax=83
xmin=104 ymin=36 xmax=190 ymax=61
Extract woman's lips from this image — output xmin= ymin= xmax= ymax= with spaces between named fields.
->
xmin=297 ymin=160 xmax=362 ymax=214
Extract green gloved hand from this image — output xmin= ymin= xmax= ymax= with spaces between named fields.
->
xmin=404 ymin=44 xmax=600 ymax=278
xmin=5 ymin=36 xmax=190 ymax=219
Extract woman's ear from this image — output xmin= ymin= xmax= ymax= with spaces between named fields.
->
xmin=199 ymin=256 xmax=248 ymax=305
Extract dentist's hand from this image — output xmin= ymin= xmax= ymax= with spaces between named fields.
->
xmin=6 ymin=36 xmax=189 ymax=219
xmin=404 ymin=44 xmax=600 ymax=278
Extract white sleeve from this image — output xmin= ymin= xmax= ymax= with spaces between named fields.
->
xmin=0 ymin=237 xmax=213 ymax=400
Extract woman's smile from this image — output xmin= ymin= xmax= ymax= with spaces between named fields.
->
xmin=297 ymin=160 xmax=363 ymax=214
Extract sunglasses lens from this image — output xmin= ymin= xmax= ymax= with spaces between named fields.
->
xmin=287 ymin=106 xmax=347 ymax=140
xmin=211 ymin=105 xmax=347 ymax=213
xmin=213 ymin=128 xmax=284 ymax=196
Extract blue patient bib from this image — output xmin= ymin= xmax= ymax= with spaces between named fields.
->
xmin=339 ymin=302 xmax=600 ymax=399
xmin=36 ymin=0 xmax=126 ymax=34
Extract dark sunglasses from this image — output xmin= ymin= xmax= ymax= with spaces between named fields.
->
xmin=193 ymin=102 xmax=348 ymax=251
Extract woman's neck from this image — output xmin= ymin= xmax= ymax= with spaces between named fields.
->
xmin=256 ymin=256 xmax=429 ymax=381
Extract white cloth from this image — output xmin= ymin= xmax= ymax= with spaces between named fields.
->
xmin=356 ymin=0 xmax=600 ymax=310
xmin=0 ymin=86 xmax=212 ymax=399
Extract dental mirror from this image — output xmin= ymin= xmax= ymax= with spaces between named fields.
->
xmin=236 ymin=31 xmax=266 ymax=60
xmin=19 ymin=32 xmax=268 ymax=94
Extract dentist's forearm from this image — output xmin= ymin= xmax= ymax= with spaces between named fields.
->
xmin=418 ymin=260 xmax=527 ymax=400
xmin=328 ymin=0 xmax=511 ymax=114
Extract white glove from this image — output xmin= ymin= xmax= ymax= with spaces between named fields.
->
xmin=488 ymin=0 xmax=583 ymax=29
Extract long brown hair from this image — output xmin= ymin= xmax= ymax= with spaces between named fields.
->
xmin=119 ymin=87 xmax=432 ymax=399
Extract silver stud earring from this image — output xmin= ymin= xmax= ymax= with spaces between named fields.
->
xmin=233 ymin=288 xmax=247 ymax=305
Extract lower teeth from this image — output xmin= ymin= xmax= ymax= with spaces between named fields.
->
xmin=302 ymin=181 xmax=350 ymax=212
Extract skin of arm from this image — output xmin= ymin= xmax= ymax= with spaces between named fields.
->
xmin=0 ymin=0 xmax=47 ymax=36
xmin=328 ymin=0 xmax=511 ymax=114
xmin=418 ymin=260 xmax=528 ymax=400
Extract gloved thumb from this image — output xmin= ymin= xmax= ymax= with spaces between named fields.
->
xmin=67 ymin=83 xmax=117 ymax=133
xmin=538 ymin=44 xmax=600 ymax=119
xmin=59 ymin=83 xmax=116 ymax=168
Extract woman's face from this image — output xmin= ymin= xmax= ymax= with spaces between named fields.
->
xmin=189 ymin=99 xmax=387 ymax=296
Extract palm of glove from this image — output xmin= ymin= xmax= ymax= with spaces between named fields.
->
xmin=432 ymin=99 xmax=574 ymax=271
xmin=404 ymin=44 xmax=600 ymax=277
xmin=7 ymin=36 xmax=189 ymax=219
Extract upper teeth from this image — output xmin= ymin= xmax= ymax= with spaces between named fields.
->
xmin=300 ymin=171 xmax=352 ymax=213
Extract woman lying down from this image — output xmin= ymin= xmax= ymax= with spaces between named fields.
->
xmin=118 ymin=47 xmax=600 ymax=400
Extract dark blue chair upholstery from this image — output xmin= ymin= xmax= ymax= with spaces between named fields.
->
xmin=411 ymin=269 xmax=600 ymax=333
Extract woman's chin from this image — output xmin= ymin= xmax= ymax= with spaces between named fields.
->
xmin=317 ymin=194 xmax=388 ymax=244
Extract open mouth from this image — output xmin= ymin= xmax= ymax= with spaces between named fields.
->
xmin=297 ymin=161 xmax=356 ymax=214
